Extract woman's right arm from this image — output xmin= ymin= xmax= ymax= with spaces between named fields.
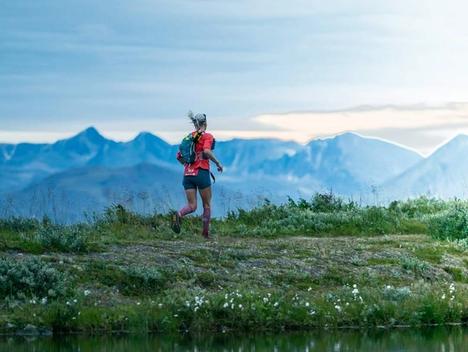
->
xmin=203 ymin=149 xmax=223 ymax=172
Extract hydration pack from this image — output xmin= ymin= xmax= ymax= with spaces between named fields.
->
xmin=178 ymin=131 xmax=203 ymax=164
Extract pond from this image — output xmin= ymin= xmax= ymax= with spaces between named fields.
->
xmin=0 ymin=326 xmax=466 ymax=352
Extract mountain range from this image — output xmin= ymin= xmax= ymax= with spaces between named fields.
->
xmin=1 ymin=127 xmax=467 ymax=221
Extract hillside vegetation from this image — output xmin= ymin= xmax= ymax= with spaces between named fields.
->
xmin=0 ymin=194 xmax=467 ymax=335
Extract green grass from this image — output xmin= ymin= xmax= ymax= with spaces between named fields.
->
xmin=0 ymin=195 xmax=467 ymax=334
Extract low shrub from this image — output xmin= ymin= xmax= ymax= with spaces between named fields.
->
xmin=400 ymin=256 xmax=429 ymax=275
xmin=33 ymin=224 xmax=91 ymax=252
xmin=389 ymin=197 xmax=449 ymax=218
xmin=122 ymin=266 xmax=169 ymax=295
xmin=83 ymin=261 xmax=169 ymax=296
xmin=428 ymin=204 xmax=468 ymax=241
xmin=0 ymin=217 xmax=41 ymax=233
xmin=0 ymin=257 xmax=68 ymax=300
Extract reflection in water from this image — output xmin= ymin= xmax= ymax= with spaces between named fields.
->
xmin=0 ymin=326 xmax=466 ymax=352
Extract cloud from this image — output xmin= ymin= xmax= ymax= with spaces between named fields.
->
xmin=253 ymin=103 xmax=468 ymax=155
xmin=0 ymin=131 xmax=69 ymax=144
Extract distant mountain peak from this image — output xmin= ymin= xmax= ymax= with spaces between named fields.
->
xmin=134 ymin=131 xmax=157 ymax=140
xmin=447 ymin=133 xmax=468 ymax=144
xmin=428 ymin=133 xmax=468 ymax=159
xmin=333 ymin=131 xmax=363 ymax=141
xmin=73 ymin=127 xmax=106 ymax=143
xmin=131 ymin=131 xmax=167 ymax=146
xmin=307 ymin=131 xmax=364 ymax=146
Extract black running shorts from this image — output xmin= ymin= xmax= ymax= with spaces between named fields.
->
xmin=183 ymin=168 xmax=211 ymax=190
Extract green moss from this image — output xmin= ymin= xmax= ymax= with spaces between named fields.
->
xmin=413 ymin=246 xmax=443 ymax=264
xmin=443 ymin=267 xmax=467 ymax=283
xmin=195 ymin=270 xmax=218 ymax=288
xmin=367 ymin=258 xmax=399 ymax=265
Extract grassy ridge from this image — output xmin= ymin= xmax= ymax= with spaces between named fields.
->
xmin=0 ymin=195 xmax=467 ymax=334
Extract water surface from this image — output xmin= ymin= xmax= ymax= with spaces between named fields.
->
xmin=1 ymin=326 xmax=466 ymax=352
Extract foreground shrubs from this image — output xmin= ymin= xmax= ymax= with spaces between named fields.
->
xmin=1 ymin=195 xmax=467 ymax=250
xmin=220 ymin=195 xmax=468 ymax=238
xmin=0 ymin=257 xmax=68 ymax=301
xmin=428 ymin=203 xmax=468 ymax=241
xmin=223 ymin=196 xmax=419 ymax=237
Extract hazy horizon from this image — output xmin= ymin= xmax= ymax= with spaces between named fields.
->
xmin=2 ymin=124 xmax=468 ymax=158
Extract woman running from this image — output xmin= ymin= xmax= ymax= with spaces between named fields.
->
xmin=172 ymin=112 xmax=223 ymax=239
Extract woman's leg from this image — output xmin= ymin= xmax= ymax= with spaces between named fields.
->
xmin=172 ymin=188 xmax=197 ymax=234
xmin=179 ymin=189 xmax=197 ymax=217
xmin=199 ymin=186 xmax=212 ymax=237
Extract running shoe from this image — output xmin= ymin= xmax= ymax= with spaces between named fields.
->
xmin=171 ymin=211 xmax=181 ymax=234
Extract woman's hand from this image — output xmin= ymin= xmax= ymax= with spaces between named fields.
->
xmin=216 ymin=163 xmax=224 ymax=173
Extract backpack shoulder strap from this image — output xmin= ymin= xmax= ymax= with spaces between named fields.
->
xmin=193 ymin=131 xmax=203 ymax=144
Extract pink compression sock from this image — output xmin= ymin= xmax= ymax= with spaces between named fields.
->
xmin=202 ymin=207 xmax=211 ymax=236
xmin=179 ymin=204 xmax=195 ymax=217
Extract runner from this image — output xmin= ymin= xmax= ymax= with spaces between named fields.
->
xmin=172 ymin=112 xmax=223 ymax=239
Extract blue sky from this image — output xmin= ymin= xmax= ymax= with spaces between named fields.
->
xmin=2 ymin=0 xmax=468 ymax=153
